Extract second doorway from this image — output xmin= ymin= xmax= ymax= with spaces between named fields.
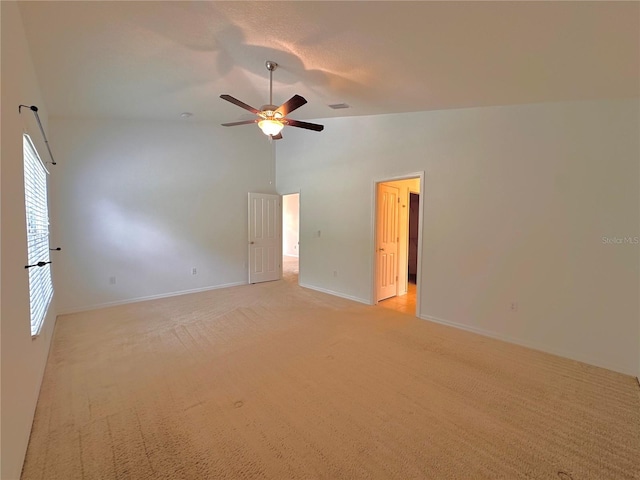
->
xmin=282 ymin=193 xmax=300 ymax=282
xmin=375 ymin=177 xmax=421 ymax=315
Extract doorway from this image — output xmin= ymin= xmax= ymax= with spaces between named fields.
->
xmin=282 ymin=193 xmax=300 ymax=283
xmin=374 ymin=175 xmax=422 ymax=315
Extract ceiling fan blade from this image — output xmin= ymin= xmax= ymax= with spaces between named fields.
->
xmin=271 ymin=133 xmax=283 ymax=140
xmin=220 ymin=94 xmax=260 ymax=114
xmin=221 ymin=119 xmax=258 ymax=127
xmin=275 ymin=95 xmax=307 ymax=116
xmin=286 ymin=119 xmax=324 ymax=132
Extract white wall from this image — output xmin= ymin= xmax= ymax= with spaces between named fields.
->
xmin=50 ymin=117 xmax=274 ymax=313
xmin=1 ymin=3 xmax=59 ymax=478
xmin=276 ymin=99 xmax=640 ymax=377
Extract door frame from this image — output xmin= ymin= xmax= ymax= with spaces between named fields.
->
xmin=371 ymin=172 xmax=425 ymax=317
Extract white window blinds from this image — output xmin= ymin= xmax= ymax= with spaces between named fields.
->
xmin=23 ymin=134 xmax=54 ymax=336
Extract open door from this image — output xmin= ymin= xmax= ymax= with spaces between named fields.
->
xmin=248 ymin=192 xmax=282 ymax=283
xmin=376 ymin=183 xmax=399 ymax=301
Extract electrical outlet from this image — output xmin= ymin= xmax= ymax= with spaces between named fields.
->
xmin=510 ymin=302 xmax=518 ymax=312
xmin=333 ymin=270 xmax=338 ymax=277
xmin=109 ymin=276 xmax=116 ymax=285
xmin=191 ymin=267 xmax=197 ymax=275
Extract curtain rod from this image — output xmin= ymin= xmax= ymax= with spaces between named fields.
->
xmin=18 ymin=105 xmax=57 ymax=165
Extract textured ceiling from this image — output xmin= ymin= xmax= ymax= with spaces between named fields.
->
xmin=17 ymin=1 xmax=640 ymax=123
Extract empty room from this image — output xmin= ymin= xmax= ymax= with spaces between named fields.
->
xmin=1 ymin=1 xmax=639 ymax=479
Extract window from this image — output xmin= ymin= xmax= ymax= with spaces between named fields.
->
xmin=23 ymin=134 xmax=53 ymax=336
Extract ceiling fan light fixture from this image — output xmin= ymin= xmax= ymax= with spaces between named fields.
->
xmin=258 ymin=119 xmax=284 ymax=136
xmin=220 ymin=60 xmax=324 ymax=138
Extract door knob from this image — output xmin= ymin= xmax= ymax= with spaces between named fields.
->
xmin=250 ymin=241 xmax=255 ymax=244
xmin=379 ymin=248 xmax=385 ymax=251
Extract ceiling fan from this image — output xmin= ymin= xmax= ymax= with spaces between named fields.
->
xmin=220 ymin=61 xmax=324 ymax=140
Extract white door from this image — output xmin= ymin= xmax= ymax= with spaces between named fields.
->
xmin=376 ymin=184 xmax=399 ymax=301
xmin=248 ymin=193 xmax=282 ymax=283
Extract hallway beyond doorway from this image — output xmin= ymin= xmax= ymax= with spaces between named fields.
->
xmin=282 ymin=193 xmax=300 ymax=285
xmin=283 ymin=254 xmax=299 ymax=283
xmin=378 ymin=281 xmax=416 ymax=314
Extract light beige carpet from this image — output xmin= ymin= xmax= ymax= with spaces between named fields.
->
xmin=22 ymin=263 xmax=640 ymax=480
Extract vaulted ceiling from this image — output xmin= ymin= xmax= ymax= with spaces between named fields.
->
xmin=17 ymin=1 xmax=639 ymax=123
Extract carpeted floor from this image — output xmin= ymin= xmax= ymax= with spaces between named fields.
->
xmin=21 ymin=262 xmax=640 ymax=479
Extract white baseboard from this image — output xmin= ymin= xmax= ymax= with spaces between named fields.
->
xmin=299 ymin=283 xmax=371 ymax=305
xmin=419 ymin=313 xmax=635 ymax=377
xmin=58 ymin=281 xmax=247 ymax=315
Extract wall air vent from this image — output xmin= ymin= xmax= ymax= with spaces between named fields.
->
xmin=328 ymin=103 xmax=350 ymax=110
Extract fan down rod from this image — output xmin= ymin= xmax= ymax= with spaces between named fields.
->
xmin=266 ymin=61 xmax=278 ymax=106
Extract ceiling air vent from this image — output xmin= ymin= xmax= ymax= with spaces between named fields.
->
xmin=328 ymin=103 xmax=350 ymax=110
